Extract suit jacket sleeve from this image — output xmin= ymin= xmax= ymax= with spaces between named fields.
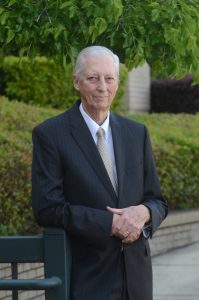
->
xmin=32 ymin=127 xmax=113 ymax=248
xmin=141 ymin=126 xmax=168 ymax=236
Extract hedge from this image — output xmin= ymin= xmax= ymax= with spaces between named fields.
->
xmin=0 ymin=56 xmax=128 ymax=112
xmin=127 ymin=112 xmax=199 ymax=210
xmin=0 ymin=97 xmax=199 ymax=235
xmin=151 ymin=75 xmax=199 ymax=113
xmin=0 ymin=97 xmax=57 ymax=236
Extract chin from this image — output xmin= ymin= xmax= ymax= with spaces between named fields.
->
xmin=94 ymin=98 xmax=111 ymax=106
xmin=94 ymin=102 xmax=110 ymax=111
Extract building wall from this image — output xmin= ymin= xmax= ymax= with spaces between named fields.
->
xmin=0 ymin=263 xmax=44 ymax=300
xmin=126 ymin=63 xmax=151 ymax=112
xmin=150 ymin=209 xmax=199 ymax=256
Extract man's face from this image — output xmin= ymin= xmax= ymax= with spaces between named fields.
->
xmin=73 ymin=55 xmax=119 ymax=114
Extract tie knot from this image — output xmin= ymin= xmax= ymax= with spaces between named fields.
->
xmin=97 ymin=127 xmax=105 ymax=138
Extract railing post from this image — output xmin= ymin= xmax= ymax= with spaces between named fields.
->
xmin=0 ymin=228 xmax=71 ymax=299
xmin=43 ymin=228 xmax=71 ymax=300
xmin=11 ymin=262 xmax=18 ymax=300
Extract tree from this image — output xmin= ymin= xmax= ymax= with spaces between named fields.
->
xmin=1 ymin=0 xmax=199 ymax=82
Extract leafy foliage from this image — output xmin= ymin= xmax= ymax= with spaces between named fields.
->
xmin=0 ymin=97 xmax=56 ymax=235
xmin=0 ymin=1 xmax=199 ymax=81
xmin=0 ymin=56 xmax=79 ymax=109
xmin=0 ymin=56 xmax=128 ymax=111
xmin=0 ymin=97 xmax=199 ymax=235
xmin=127 ymin=112 xmax=199 ymax=209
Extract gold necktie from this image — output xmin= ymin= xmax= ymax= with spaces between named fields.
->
xmin=96 ymin=127 xmax=117 ymax=193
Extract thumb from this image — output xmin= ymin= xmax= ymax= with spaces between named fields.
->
xmin=107 ymin=206 xmax=124 ymax=214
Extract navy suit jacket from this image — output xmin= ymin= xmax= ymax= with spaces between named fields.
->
xmin=32 ymin=101 xmax=168 ymax=300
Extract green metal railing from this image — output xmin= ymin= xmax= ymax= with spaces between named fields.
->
xmin=0 ymin=228 xmax=71 ymax=300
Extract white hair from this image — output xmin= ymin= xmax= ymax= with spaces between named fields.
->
xmin=74 ymin=46 xmax=120 ymax=78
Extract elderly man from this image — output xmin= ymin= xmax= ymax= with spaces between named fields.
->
xmin=32 ymin=46 xmax=168 ymax=300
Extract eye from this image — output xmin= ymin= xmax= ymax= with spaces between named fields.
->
xmin=87 ymin=76 xmax=97 ymax=82
xmin=106 ymin=77 xmax=115 ymax=82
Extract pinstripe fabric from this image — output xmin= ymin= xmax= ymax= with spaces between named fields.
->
xmin=97 ymin=127 xmax=118 ymax=194
xmin=32 ymin=101 xmax=168 ymax=300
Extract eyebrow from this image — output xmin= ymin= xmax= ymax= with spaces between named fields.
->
xmin=87 ymin=73 xmax=98 ymax=76
xmin=87 ymin=72 xmax=116 ymax=77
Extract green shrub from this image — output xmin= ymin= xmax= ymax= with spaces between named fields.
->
xmin=0 ymin=56 xmax=128 ymax=112
xmin=0 ymin=97 xmax=57 ymax=235
xmin=126 ymin=112 xmax=199 ymax=209
xmin=155 ymin=142 xmax=199 ymax=209
xmin=0 ymin=97 xmax=198 ymax=235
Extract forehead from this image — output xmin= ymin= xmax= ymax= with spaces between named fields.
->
xmin=81 ymin=55 xmax=117 ymax=75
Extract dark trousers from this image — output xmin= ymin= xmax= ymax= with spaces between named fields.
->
xmin=110 ymin=252 xmax=129 ymax=300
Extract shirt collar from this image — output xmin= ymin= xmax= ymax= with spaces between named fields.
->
xmin=79 ymin=103 xmax=110 ymax=140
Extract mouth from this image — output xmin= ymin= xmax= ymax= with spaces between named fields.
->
xmin=94 ymin=95 xmax=109 ymax=100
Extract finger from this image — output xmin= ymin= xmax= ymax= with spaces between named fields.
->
xmin=122 ymin=235 xmax=136 ymax=244
xmin=112 ymin=223 xmax=129 ymax=239
xmin=113 ymin=226 xmax=130 ymax=239
xmin=107 ymin=206 xmax=124 ymax=215
xmin=112 ymin=214 xmax=133 ymax=238
xmin=122 ymin=231 xmax=141 ymax=243
xmin=123 ymin=230 xmax=130 ymax=238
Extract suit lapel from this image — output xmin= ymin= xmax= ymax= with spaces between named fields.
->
xmin=110 ymin=113 xmax=125 ymax=205
xmin=68 ymin=102 xmax=117 ymax=202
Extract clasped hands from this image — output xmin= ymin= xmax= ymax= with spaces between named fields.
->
xmin=107 ymin=205 xmax=150 ymax=244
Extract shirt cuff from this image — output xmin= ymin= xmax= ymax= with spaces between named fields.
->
xmin=142 ymin=223 xmax=152 ymax=239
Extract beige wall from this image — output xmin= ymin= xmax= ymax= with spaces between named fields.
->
xmin=126 ymin=63 xmax=151 ymax=112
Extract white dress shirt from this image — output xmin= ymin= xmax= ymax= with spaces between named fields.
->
xmin=79 ymin=103 xmax=118 ymax=189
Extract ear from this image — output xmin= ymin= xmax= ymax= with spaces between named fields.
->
xmin=116 ymin=79 xmax=119 ymax=91
xmin=116 ymin=76 xmax=120 ymax=90
xmin=73 ymin=75 xmax=79 ymax=91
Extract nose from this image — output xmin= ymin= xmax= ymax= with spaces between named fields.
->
xmin=97 ymin=77 xmax=107 ymax=92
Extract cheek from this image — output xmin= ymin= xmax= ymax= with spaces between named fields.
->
xmin=83 ymin=83 xmax=95 ymax=92
xmin=81 ymin=88 xmax=96 ymax=102
xmin=110 ymin=85 xmax=118 ymax=95
xmin=80 ymin=86 xmax=93 ymax=95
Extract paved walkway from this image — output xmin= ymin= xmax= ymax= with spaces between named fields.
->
xmin=152 ymin=242 xmax=199 ymax=300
